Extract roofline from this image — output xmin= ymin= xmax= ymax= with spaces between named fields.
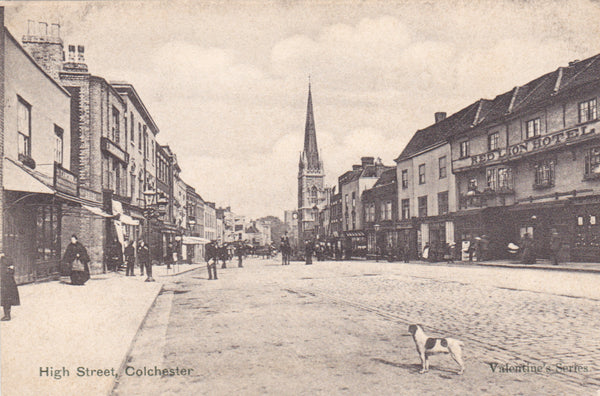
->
xmin=111 ymin=82 xmax=160 ymax=135
xmin=4 ymin=27 xmax=71 ymax=98
xmin=90 ymin=76 xmax=125 ymax=105
xmin=395 ymin=140 xmax=447 ymax=163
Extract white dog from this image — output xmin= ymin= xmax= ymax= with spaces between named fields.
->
xmin=408 ymin=324 xmax=464 ymax=374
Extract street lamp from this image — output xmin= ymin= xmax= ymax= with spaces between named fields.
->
xmin=374 ymin=223 xmax=381 ymax=262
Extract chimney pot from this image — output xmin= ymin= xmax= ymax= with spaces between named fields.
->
xmin=38 ymin=22 xmax=48 ymax=37
xmin=361 ymin=156 xmax=375 ymax=167
xmin=435 ymin=112 xmax=447 ymax=123
xmin=50 ymin=23 xmax=60 ymax=38
xmin=27 ymin=20 xmax=36 ymax=36
xmin=77 ymin=45 xmax=85 ymax=62
xmin=68 ymin=44 xmax=76 ymax=61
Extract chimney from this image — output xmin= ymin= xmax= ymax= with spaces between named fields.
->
xmin=352 ymin=165 xmax=362 ymax=171
xmin=21 ymin=21 xmax=64 ymax=80
xmin=361 ymin=156 xmax=375 ymax=167
xmin=77 ymin=45 xmax=85 ymax=62
xmin=68 ymin=44 xmax=76 ymax=61
xmin=435 ymin=112 xmax=447 ymax=123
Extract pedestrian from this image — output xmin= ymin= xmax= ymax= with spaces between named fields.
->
xmin=305 ymin=239 xmax=313 ymax=265
xmin=124 ymin=239 xmax=136 ymax=276
xmin=549 ymin=228 xmax=561 ymax=266
xmin=403 ymin=241 xmax=410 ymax=263
xmin=219 ymin=243 xmax=228 ymax=269
xmin=480 ymin=235 xmax=490 ymax=262
xmin=445 ymin=242 xmax=456 ymax=264
xmin=165 ymin=243 xmax=173 ymax=270
xmin=62 ymin=234 xmax=91 ymax=285
xmin=205 ymin=241 xmax=218 ymax=280
xmin=520 ymin=233 xmax=536 ymax=264
xmin=281 ymin=233 xmax=290 ymax=265
xmin=422 ymin=242 xmax=430 ymax=261
xmin=235 ymin=242 xmax=244 ymax=268
xmin=1 ymin=253 xmax=20 ymax=321
xmin=138 ymin=239 xmax=154 ymax=282
xmin=108 ymin=237 xmax=123 ymax=272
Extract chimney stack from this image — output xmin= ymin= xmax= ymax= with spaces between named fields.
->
xmin=435 ymin=112 xmax=447 ymax=123
xmin=361 ymin=156 xmax=375 ymax=167
xmin=38 ymin=22 xmax=47 ymax=36
xmin=22 ymin=20 xmax=65 ymax=80
xmin=352 ymin=165 xmax=362 ymax=171
xmin=77 ymin=45 xmax=85 ymax=62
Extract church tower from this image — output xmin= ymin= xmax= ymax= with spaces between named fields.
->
xmin=297 ymin=81 xmax=325 ymax=243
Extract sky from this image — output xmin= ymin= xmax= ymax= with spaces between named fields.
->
xmin=5 ymin=0 xmax=600 ymax=219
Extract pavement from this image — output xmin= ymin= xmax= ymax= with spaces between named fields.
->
xmin=0 ymin=262 xmax=203 ymax=396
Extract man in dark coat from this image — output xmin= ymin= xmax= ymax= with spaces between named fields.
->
xmin=549 ymin=229 xmax=561 ymax=266
xmin=235 ymin=242 xmax=244 ymax=268
xmin=124 ymin=240 xmax=136 ymax=276
xmin=205 ymin=241 xmax=218 ymax=280
xmin=219 ymin=243 xmax=228 ymax=269
xmin=305 ymin=239 xmax=314 ymax=265
xmin=138 ymin=239 xmax=154 ymax=282
xmin=62 ymin=234 xmax=91 ymax=285
xmin=165 ymin=242 xmax=175 ymax=270
xmin=108 ymin=237 xmax=123 ymax=272
xmin=1 ymin=253 xmax=20 ymax=321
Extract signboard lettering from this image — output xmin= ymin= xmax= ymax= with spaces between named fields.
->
xmin=470 ymin=124 xmax=595 ymax=166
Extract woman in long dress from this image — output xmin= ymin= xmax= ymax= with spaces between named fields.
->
xmin=62 ymin=235 xmax=91 ymax=285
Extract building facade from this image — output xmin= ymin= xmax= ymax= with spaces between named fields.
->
xmin=362 ymin=168 xmax=398 ymax=258
xmin=451 ymin=55 xmax=600 ymax=261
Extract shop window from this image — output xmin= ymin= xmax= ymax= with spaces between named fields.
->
xmin=401 ymin=169 xmax=408 ymax=189
xmin=439 ymin=156 xmax=447 ymax=179
xmin=17 ymin=96 xmax=32 ymax=157
xmin=35 ymin=205 xmax=60 ymax=262
xmin=418 ymin=196 xmax=428 ymax=217
xmin=419 ymin=164 xmax=426 ymax=184
xmin=579 ymin=98 xmax=597 ymax=124
xmin=459 ymin=140 xmax=469 ymax=158
xmin=584 ymin=147 xmax=600 ymax=179
xmin=526 ymin=118 xmax=541 ymax=139
xmin=488 ymin=132 xmax=499 ymax=151
xmin=438 ymin=191 xmax=449 ymax=215
xmin=401 ymin=199 xmax=410 ymax=220
xmin=534 ymin=159 xmax=555 ymax=189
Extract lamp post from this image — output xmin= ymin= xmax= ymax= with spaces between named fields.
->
xmin=374 ymin=223 xmax=380 ymax=262
xmin=143 ymin=189 xmax=168 ymax=263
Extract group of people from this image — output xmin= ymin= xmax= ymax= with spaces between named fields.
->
xmin=205 ymin=241 xmax=246 ymax=280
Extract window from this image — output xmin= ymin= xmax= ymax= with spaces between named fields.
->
xmin=130 ymin=171 xmax=136 ymax=199
xmin=345 ymin=195 xmax=348 ymax=212
xmin=579 ymin=98 xmax=597 ymax=123
xmin=54 ymin=125 xmax=64 ymax=165
xmin=114 ymin=159 xmax=121 ymax=195
xmin=526 ymin=118 xmax=541 ymax=139
xmin=401 ymin=169 xmax=408 ymax=189
xmin=352 ymin=192 xmax=356 ymax=209
xmin=17 ymin=96 xmax=31 ymax=157
xmin=124 ymin=116 xmax=128 ymax=144
xmin=486 ymin=167 xmax=513 ymax=190
xmin=418 ymin=196 xmax=428 ymax=217
xmin=534 ymin=159 xmax=555 ymax=188
xmin=438 ymin=156 xmax=447 ymax=179
xmin=401 ymin=199 xmax=410 ymax=220
xmin=418 ymin=164 xmax=426 ymax=184
xmin=585 ymin=147 xmax=600 ymax=178
xmin=366 ymin=203 xmax=375 ymax=222
xmin=488 ymin=132 xmax=499 ymax=151
xmin=143 ymin=127 xmax=148 ymax=160
xmin=138 ymin=123 xmax=142 ymax=152
xmin=310 ymin=186 xmax=318 ymax=205
xmin=151 ymin=141 xmax=155 ymax=165
xmin=111 ymin=106 xmax=120 ymax=143
xmin=383 ymin=201 xmax=392 ymax=220
xmin=459 ymin=140 xmax=469 ymax=158
xmin=130 ymin=113 xmax=135 ymax=142
xmin=438 ymin=191 xmax=449 ymax=215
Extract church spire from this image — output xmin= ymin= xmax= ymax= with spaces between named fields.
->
xmin=303 ymin=80 xmax=320 ymax=171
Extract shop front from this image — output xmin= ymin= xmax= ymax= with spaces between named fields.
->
xmin=344 ymin=231 xmax=367 ymax=258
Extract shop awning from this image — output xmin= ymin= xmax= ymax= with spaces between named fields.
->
xmin=182 ymin=236 xmax=210 ymax=245
xmin=82 ymin=205 xmax=115 ymax=218
xmin=112 ymin=200 xmax=140 ymax=226
xmin=3 ymin=158 xmax=54 ymax=194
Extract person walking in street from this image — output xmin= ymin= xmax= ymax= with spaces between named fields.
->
xmin=205 ymin=241 xmax=218 ymax=280
xmin=305 ymin=239 xmax=314 ymax=265
xmin=550 ymin=228 xmax=561 ymax=266
xmin=219 ymin=243 xmax=228 ymax=269
xmin=281 ymin=233 xmax=291 ymax=265
xmin=235 ymin=242 xmax=244 ymax=268
xmin=138 ymin=239 xmax=154 ymax=282
xmin=1 ymin=253 xmax=20 ymax=321
xmin=520 ymin=233 xmax=536 ymax=264
xmin=124 ymin=240 xmax=136 ymax=276
xmin=62 ymin=234 xmax=91 ymax=286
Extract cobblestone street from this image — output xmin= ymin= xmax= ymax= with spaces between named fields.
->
xmin=113 ymin=258 xmax=600 ymax=396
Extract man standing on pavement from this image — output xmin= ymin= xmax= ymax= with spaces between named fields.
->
xmin=124 ymin=239 xmax=136 ymax=276
xmin=549 ymin=228 xmax=561 ymax=266
xmin=235 ymin=242 xmax=244 ymax=268
xmin=305 ymin=239 xmax=313 ymax=265
xmin=138 ymin=239 xmax=154 ymax=282
xmin=165 ymin=242 xmax=174 ymax=270
xmin=108 ymin=237 xmax=123 ymax=272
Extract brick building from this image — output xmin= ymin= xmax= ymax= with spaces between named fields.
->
xmin=362 ymin=168 xmax=397 ymax=258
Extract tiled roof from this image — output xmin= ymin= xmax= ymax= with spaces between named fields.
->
xmin=395 ymin=100 xmax=483 ymax=162
xmin=373 ymin=168 xmax=396 ymax=188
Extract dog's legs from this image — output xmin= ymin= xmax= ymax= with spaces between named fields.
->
xmin=425 ymin=355 xmax=430 ymax=372
xmin=450 ymin=349 xmax=464 ymax=375
xmin=419 ymin=353 xmax=428 ymax=374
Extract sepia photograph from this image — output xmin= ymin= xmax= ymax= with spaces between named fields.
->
xmin=1 ymin=0 xmax=600 ymax=394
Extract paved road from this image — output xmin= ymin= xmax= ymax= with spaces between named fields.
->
xmin=112 ymin=258 xmax=600 ymax=395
